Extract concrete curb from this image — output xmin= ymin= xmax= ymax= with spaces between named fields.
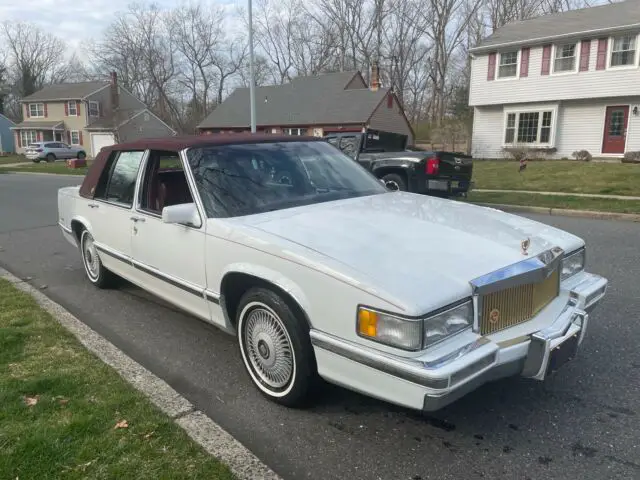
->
xmin=475 ymin=202 xmax=640 ymax=222
xmin=0 ymin=170 xmax=84 ymax=178
xmin=474 ymin=189 xmax=640 ymax=201
xmin=0 ymin=267 xmax=281 ymax=480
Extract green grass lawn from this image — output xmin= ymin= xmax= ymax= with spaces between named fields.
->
xmin=0 ymin=278 xmax=235 ymax=480
xmin=473 ymin=161 xmax=640 ymax=197
xmin=0 ymin=155 xmax=29 ymax=165
xmin=0 ymin=161 xmax=90 ymax=176
xmin=467 ymin=191 xmax=640 ymax=214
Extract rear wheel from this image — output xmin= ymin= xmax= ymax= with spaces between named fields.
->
xmin=237 ymin=287 xmax=317 ymax=407
xmin=46 ymin=153 xmax=56 ymax=162
xmin=32 ymin=159 xmax=41 ymax=163
xmin=382 ymin=173 xmax=407 ymax=191
xmin=80 ymin=229 xmax=118 ymax=288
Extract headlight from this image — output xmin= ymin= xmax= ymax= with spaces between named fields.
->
xmin=423 ymin=301 xmax=473 ymax=348
xmin=357 ymin=300 xmax=473 ymax=351
xmin=562 ymin=248 xmax=585 ymax=281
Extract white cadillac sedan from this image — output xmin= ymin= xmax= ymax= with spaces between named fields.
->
xmin=57 ymin=135 xmax=608 ymax=411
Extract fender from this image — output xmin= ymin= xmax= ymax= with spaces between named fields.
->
xmin=219 ymin=262 xmax=312 ymax=326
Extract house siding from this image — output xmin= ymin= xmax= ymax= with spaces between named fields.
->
xmin=368 ymin=95 xmax=414 ymax=143
xmin=472 ymin=97 xmax=640 ymax=158
xmin=0 ymin=114 xmax=16 ymax=154
xmin=469 ymin=41 xmax=640 ymax=107
xmin=86 ymin=85 xmax=145 ymax=121
xmin=118 ymin=112 xmax=175 ymax=143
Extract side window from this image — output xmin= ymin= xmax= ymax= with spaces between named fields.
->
xmin=139 ymin=150 xmax=194 ymax=214
xmin=95 ymin=151 xmax=145 ymax=207
xmin=339 ymin=136 xmax=359 ymax=159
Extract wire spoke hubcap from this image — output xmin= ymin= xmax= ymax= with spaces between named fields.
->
xmin=83 ymin=236 xmax=100 ymax=279
xmin=244 ymin=307 xmax=293 ymax=389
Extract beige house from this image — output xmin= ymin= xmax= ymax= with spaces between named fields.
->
xmin=197 ymin=67 xmax=415 ymax=143
xmin=12 ymin=73 xmax=175 ymax=157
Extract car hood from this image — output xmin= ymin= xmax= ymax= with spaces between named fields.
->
xmin=233 ymin=192 xmax=583 ymax=314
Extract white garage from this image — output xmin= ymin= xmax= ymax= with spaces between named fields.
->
xmin=90 ymin=133 xmax=116 ymax=157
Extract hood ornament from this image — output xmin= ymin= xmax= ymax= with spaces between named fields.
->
xmin=521 ymin=238 xmax=531 ymax=256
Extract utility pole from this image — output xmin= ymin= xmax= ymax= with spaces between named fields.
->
xmin=248 ymin=0 xmax=256 ymax=133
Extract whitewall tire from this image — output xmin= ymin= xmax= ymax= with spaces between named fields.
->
xmin=80 ymin=229 xmax=117 ymax=288
xmin=237 ymin=287 xmax=317 ymax=407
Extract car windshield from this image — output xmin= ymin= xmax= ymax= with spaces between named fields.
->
xmin=186 ymin=141 xmax=387 ymax=217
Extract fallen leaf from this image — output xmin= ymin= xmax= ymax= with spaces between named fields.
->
xmin=144 ymin=431 xmax=155 ymax=439
xmin=114 ymin=420 xmax=128 ymax=429
xmin=23 ymin=396 xmax=39 ymax=407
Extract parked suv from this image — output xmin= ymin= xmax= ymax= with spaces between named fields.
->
xmin=24 ymin=142 xmax=87 ymax=163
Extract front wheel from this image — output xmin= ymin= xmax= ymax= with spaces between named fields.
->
xmin=237 ymin=287 xmax=317 ymax=407
xmin=381 ymin=173 xmax=407 ymax=191
xmin=80 ymin=229 xmax=118 ymax=288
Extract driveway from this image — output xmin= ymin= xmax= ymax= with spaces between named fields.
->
xmin=1 ymin=172 xmax=639 ymax=480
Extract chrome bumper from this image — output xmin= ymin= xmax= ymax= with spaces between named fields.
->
xmin=310 ymin=271 xmax=607 ymax=411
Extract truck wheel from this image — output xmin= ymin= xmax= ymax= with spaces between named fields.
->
xmin=237 ymin=287 xmax=317 ymax=407
xmin=80 ymin=229 xmax=118 ymax=289
xmin=382 ymin=173 xmax=407 ymax=191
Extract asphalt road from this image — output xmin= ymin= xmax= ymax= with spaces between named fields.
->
xmin=1 ymin=172 xmax=639 ymax=480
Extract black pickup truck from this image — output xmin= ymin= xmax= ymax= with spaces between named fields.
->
xmin=324 ymin=129 xmax=473 ymax=197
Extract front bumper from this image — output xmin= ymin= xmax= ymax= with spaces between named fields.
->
xmin=310 ymin=270 xmax=607 ymax=411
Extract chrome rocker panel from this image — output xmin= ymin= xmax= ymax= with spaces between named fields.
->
xmin=310 ymin=270 xmax=607 ymax=412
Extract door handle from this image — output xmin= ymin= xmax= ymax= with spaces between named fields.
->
xmin=130 ymin=216 xmax=145 ymax=223
xmin=88 ymin=203 xmax=99 ymax=209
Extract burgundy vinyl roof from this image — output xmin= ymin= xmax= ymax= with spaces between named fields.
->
xmin=79 ymin=134 xmax=325 ymax=199
xmin=104 ymin=133 xmax=323 ymax=153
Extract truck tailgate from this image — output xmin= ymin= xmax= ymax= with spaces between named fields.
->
xmin=437 ymin=152 xmax=473 ymax=180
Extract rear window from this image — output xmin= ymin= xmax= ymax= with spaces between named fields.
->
xmin=28 ymin=143 xmax=42 ymax=148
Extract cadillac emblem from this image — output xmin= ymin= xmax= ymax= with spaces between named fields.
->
xmin=489 ymin=308 xmax=500 ymax=325
xmin=521 ymin=237 xmax=531 ymax=256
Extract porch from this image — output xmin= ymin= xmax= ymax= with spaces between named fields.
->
xmin=11 ymin=121 xmax=66 ymax=153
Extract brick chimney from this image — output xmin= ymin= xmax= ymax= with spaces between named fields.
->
xmin=370 ymin=61 xmax=380 ymax=92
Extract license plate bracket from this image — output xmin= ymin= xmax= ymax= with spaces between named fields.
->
xmin=546 ymin=333 xmax=580 ymax=377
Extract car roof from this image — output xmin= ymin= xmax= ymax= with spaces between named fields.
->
xmin=105 ymin=134 xmax=324 ymax=153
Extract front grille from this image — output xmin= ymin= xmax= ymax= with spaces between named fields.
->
xmin=480 ymin=268 xmax=559 ymax=335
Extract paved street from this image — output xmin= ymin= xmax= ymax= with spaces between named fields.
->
xmin=1 ymin=172 xmax=639 ymax=480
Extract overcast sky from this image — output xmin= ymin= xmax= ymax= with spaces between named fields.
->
xmin=0 ymin=0 xmax=242 ymax=55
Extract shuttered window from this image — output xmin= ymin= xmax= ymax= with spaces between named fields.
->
xmin=498 ymin=51 xmax=518 ymax=78
xmin=553 ymin=44 xmax=577 ymax=72
xmin=610 ymin=35 xmax=637 ymax=67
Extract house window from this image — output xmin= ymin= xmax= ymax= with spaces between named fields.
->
xmin=89 ymin=101 xmax=100 ymax=117
xmin=610 ymin=35 xmax=636 ymax=67
xmin=504 ymin=110 xmax=554 ymax=146
xmin=70 ymin=131 xmax=81 ymax=145
xmin=283 ymin=128 xmax=308 ymax=136
xmin=498 ymin=51 xmax=518 ymax=78
xmin=554 ymin=44 xmax=577 ymax=72
xmin=29 ymin=103 xmax=45 ymax=118
xmin=20 ymin=130 xmax=38 ymax=146
xmin=68 ymin=101 xmax=77 ymax=116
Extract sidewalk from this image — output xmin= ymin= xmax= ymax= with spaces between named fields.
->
xmin=474 ymin=189 xmax=640 ymax=201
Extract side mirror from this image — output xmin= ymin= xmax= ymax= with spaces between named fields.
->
xmin=162 ymin=203 xmax=202 ymax=228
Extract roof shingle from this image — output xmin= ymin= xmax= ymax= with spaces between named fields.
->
xmin=472 ymin=1 xmax=640 ymax=52
xmin=21 ymin=81 xmax=109 ymax=102
xmin=198 ymin=71 xmax=388 ymax=129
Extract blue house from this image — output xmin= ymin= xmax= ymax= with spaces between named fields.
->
xmin=0 ymin=113 xmax=16 ymax=154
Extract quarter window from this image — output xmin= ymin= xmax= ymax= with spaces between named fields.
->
xmin=504 ymin=110 xmax=554 ymax=146
xmin=610 ymin=35 xmax=636 ymax=67
xmin=29 ymin=103 xmax=45 ymax=117
xmin=96 ymin=151 xmax=145 ymax=207
xmin=498 ymin=51 xmax=518 ymax=78
xmin=554 ymin=44 xmax=576 ymax=72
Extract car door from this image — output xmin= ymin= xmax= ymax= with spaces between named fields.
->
xmin=88 ymin=149 xmax=146 ymax=277
xmin=129 ymin=149 xmax=209 ymax=321
xmin=58 ymin=142 xmax=73 ymax=159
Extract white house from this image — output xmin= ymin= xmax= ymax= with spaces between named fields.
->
xmin=469 ymin=1 xmax=640 ymax=159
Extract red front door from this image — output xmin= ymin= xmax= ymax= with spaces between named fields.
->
xmin=602 ymin=106 xmax=629 ymax=154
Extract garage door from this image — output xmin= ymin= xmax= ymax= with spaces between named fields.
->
xmin=91 ymin=133 xmax=116 ymax=157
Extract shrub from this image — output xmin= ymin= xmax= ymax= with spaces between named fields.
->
xmin=572 ymin=150 xmax=592 ymax=162
xmin=622 ymin=151 xmax=640 ymax=163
